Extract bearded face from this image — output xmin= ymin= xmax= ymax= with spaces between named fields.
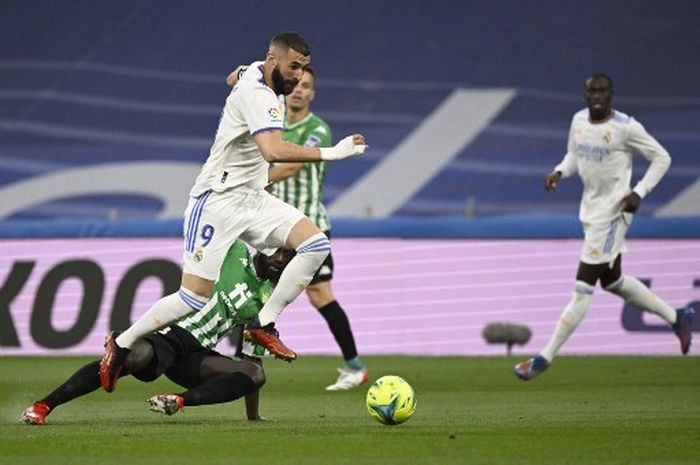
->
xmin=272 ymin=64 xmax=299 ymax=95
xmin=253 ymin=249 xmax=296 ymax=283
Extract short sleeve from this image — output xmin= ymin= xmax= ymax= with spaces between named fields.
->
xmin=240 ymin=86 xmax=284 ymax=136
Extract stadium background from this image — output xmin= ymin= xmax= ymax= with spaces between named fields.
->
xmin=1 ymin=0 xmax=698 ymax=356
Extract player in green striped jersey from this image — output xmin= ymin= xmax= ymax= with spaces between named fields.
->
xmin=268 ymin=68 xmax=368 ymax=391
xmin=269 ymin=68 xmax=332 ymax=232
xmin=20 ymin=241 xmax=293 ymax=425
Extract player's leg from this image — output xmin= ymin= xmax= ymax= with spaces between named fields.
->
xmin=602 ymin=255 xmax=694 ymax=354
xmin=514 ymin=261 xmax=600 ymax=381
xmin=114 ymin=278 xmax=213 ymax=350
xmin=304 ymin=252 xmax=367 ymax=390
xmin=242 ymin=194 xmax=330 ymax=359
xmin=20 ymin=360 xmax=101 ymax=425
xmin=21 ymin=340 xmax=157 ymax=425
xmin=148 ymin=354 xmax=265 ymax=416
xmin=100 ymin=283 xmax=211 ymax=390
xmin=100 ymin=191 xmax=238 ymax=391
xmin=256 ymin=216 xmax=329 ymax=326
xmin=515 ymin=219 xmax=628 ymax=380
xmin=540 ymin=262 xmax=599 ymax=361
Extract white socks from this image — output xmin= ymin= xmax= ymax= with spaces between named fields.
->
xmin=540 ymin=281 xmax=594 ymax=362
xmin=539 ymin=274 xmax=677 ymax=362
xmin=605 ymin=275 xmax=676 ymax=324
xmin=115 ymin=287 xmax=208 ymax=349
xmin=257 ymin=232 xmax=330 ymax=326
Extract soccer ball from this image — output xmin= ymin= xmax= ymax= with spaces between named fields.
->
xmin=365 ymin=375 xmax=416 ymax=425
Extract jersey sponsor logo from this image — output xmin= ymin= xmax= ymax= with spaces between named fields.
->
xmin=576 ymin=142 xmax=609 ymax=162
xmin=304 ymin=134 xmax=322 ymax=148
xmin=267 ymin=107 xmax=282 ymax=122
xmin=218 ymin=290 xmax=238 ymax=316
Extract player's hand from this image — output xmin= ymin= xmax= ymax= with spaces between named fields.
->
xmin=620 ymin=191 xmax=641 ymax=213
xmin=319 ymin=134 xmax=368 ymax=161
xmin=226 ymin=65 xmax=249 ymax=87
xmin=544 ymin=171 xmax=562 ymax=192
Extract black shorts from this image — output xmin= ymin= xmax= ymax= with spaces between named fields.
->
xmin=310 ymin=230 xmax=334 ymax=284
xmin=137 ymin=325 xmax=222 ymax=389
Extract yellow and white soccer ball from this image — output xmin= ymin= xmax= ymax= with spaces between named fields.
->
xmin=365 ymin=375 xmax=416 ymax=425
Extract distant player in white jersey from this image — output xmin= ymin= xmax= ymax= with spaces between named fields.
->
xmin=99 ymin=32 xmax=368 ymax=393
xmin=514 ymin=73 xmax=694 ymax=380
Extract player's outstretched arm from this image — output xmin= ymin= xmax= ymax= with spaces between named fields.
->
xmin=254 ymin=130 xmax=366 ymax=163
xmin=268 ymin=163 xmax=305 ymax=183
xmin=319 ymin=134 xmax=367 ymax=160
xmin=244 ymin=357 xmax=265 ymax=421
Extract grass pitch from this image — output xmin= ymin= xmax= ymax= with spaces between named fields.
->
xmin=1 ymin=355 xmax=698 ymax=465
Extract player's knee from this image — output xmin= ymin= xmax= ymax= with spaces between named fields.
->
xmin=306 ymin=284 xmax=334 ymax=309
xmin=125 ymin=340 xmax=156 ymax=379
xmin=181 ymin=274 xmax=215 ymax=299
xmin=296 ymin=232 xmax=330 ymax=257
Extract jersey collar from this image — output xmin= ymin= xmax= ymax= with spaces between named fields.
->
xmin=588 ymin=109 xmax=615 ymax=124
xmin=284 ymin=112 xmax=314 ymax=130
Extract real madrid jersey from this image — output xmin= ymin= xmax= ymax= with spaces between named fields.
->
xmin=271 ymin=112 xmax=332 ymax=231
xmin=189 ymin=61 xmax=284 ymax=197
xmin=177 ymin=240 xmax=273 ymax=350
xmin=554 ymin=109 xmax=671 ymax=224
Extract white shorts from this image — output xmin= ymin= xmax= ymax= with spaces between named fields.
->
xmin=182 ymin=187 xmax=305 ymax=280
xmin=580 ymin=212 xmax=633 ymax=265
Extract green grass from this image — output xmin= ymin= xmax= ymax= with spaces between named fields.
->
xmin=1 ymin=356 xmax=699 ymax=465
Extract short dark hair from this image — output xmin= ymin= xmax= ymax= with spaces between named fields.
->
xmin=270 ymin=32 xmax=310 ymax=56
xmin=586 ymin=73 xmax=613 ymax=91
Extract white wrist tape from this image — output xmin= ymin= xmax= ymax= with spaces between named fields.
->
xmin=319 ymin=136 xmax=367 ymax=161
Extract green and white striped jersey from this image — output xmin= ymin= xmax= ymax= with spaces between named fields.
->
xmin=176 ymin=240 xmax=273 ymax=350
xmin=272 ymin=112 xmax=332 ymax=231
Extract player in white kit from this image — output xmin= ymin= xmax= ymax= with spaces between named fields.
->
xmin=514 ymin=74 xmax=694 ymax=380
xmin=99 ymin=32 xmax=367 ymax=392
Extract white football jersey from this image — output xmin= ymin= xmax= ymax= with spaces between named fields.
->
xmin=190 ymin=62 xmax=284 ymax=197
xmin=554 ymin=109 xmax=671 ymax=224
